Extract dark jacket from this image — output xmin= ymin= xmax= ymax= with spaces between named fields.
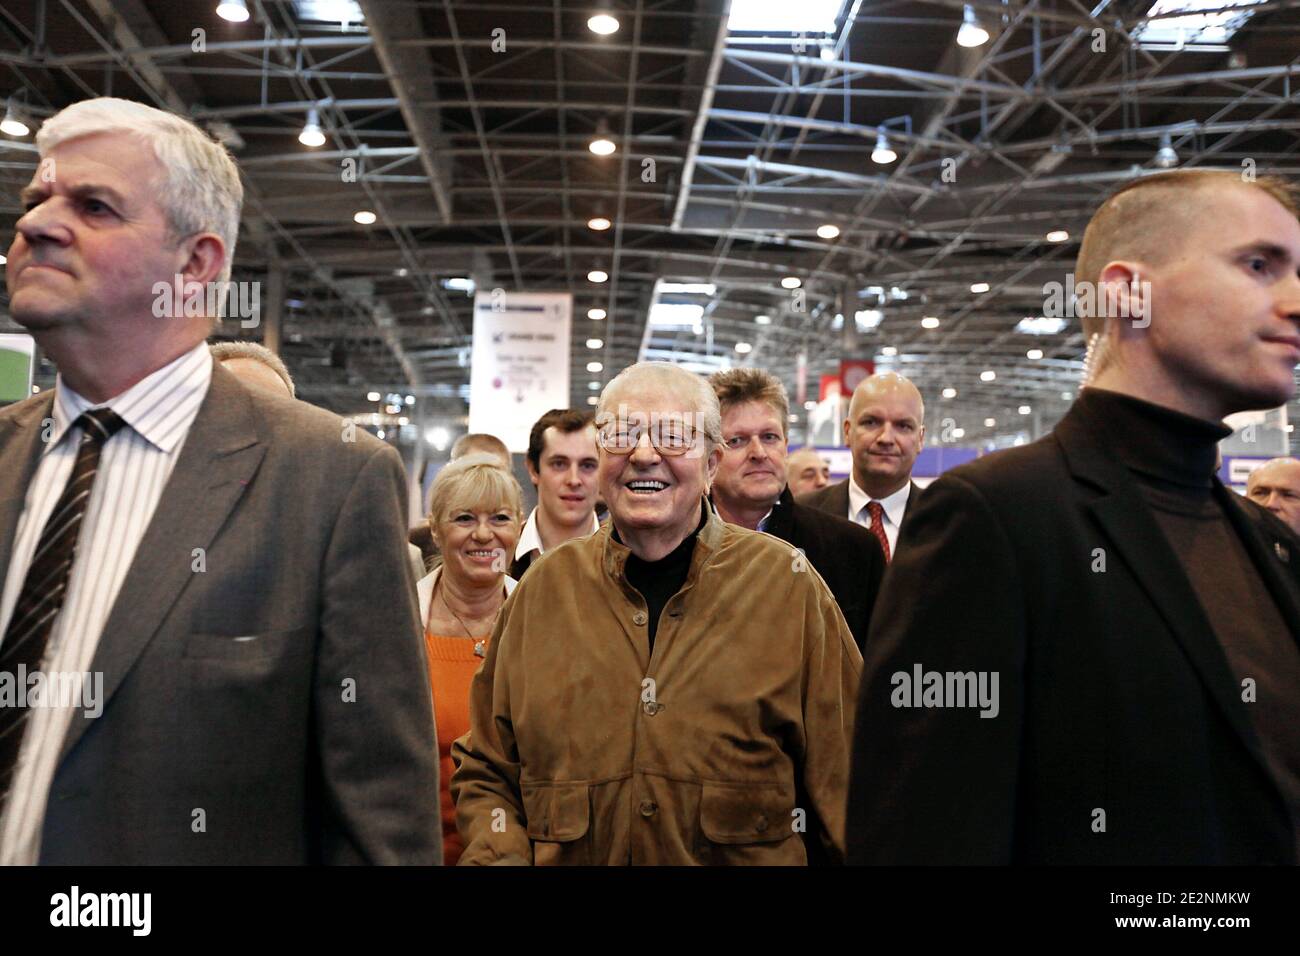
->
xmin=798 ymin=477 xmax=921 ymax=531
xmin=760 ymin=488 xmax=886 ymax=654
xmin=847 ymin=398 xmax=1300 ymax=865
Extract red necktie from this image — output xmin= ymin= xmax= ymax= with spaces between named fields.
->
xmin=866 ymin=501 xmax=891 ymax=563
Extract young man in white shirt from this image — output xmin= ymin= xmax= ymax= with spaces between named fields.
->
xmin=512 ymin=409 xmax=601 ymax=578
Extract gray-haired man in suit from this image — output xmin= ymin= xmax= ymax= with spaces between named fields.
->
xmin=0 ymin=97 xmax=440 ymax=864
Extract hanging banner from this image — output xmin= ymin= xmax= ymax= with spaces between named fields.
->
xmin=468 ymin=291 xmax=572 ymax=452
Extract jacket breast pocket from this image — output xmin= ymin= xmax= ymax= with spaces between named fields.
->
xmin=697 ymin=782 xmax=804 ymax=864
xmin=182 ymin=625 xmax=310 ymax=662
xmin=522 ymin=784 xmax=590 ymax=866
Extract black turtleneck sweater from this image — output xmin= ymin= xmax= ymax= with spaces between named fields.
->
xmin=1083 ymin=389 xmax=1300 ymax=844
xmin=617 ymin=503 xmax=707 ymax=652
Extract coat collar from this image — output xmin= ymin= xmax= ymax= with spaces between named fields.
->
xmin=600 ymin=497 xmax=723 ymax=583
xmin=416 ymin=564 xmax=516 ymax=628
xmin=0 ymin=392 xmax=58 ymax=602
xmin=1054 ymin=395 xmax=1296 ymax=782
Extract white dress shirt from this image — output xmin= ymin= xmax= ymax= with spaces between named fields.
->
xmin=515 ymin=506 xmax=601 ymax=563
xmin=847 ymin=475 xmax=912 ymax=556
xmin=0 ymin=343 xmax=212 ymax=865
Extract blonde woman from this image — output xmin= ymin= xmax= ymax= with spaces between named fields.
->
xmin=416 ymin=453 xmax=523 ymax=865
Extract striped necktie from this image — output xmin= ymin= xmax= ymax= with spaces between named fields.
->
xmin=0 ymin=408 xmax=126 ymax=807
xmin=865 ymin=500 xmax=891 ymax=564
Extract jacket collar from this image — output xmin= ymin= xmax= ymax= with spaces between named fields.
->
xmin=416 ymin=564 xmax=516 ymax=628
xmin=0 ymin=391 xmax=58 ymax=601
xmin=600 ymin=497 xmax=723 ymax=585
xmin=1054 ymin=394 xmax=1293 ymax=782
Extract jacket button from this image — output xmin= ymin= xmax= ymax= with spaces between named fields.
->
xmin=755 ymin=814 xmax=769 ymax=832
xmin=642 ymin=700 xmax=663 ymax=716
xmin=639 ymin=801 xmax=658 ymax=818
xmin=633 ymin=611 xmax=647 ymax=626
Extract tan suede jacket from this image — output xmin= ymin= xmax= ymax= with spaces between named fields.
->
xmin=450 ymin=503 xmax=862 ymax=865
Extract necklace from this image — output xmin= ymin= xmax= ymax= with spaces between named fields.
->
xmin=438 ymin=583 xmax=488 ymax=657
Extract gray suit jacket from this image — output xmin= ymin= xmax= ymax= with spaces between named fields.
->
xmin=0 ymin=363 xmax=441 ymax=864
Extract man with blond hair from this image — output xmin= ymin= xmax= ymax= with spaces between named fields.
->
xmin=0 ymin=97 xmax=439 ymax=864
xmin=708 ymin=367 xmax=884 ymax=652
xmin=849 ymin=170 xmax=1300 ymax=865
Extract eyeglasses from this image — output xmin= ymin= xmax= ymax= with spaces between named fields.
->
xmin=597 ymin=420 xmax=704 ymax=457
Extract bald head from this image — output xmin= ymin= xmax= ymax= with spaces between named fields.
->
xmin=1246 ymin=457 xmax=1300 ymax=535
xmin=847 ymin=372 xmax=925 ymax=425
xmin=786 ymin=447 xmax=831 ymax=497
xmin=844 ymin=372 xmax=926 ymax=499
xmin=450 ymin=432 xmax=511 ymax=469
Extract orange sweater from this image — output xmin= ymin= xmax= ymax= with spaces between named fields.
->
xmin=425 ymin=630 xmax=488 ymax=866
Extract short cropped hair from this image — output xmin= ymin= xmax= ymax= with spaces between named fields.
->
xmin=1075 ymin=169 xmax=1300 ymax=342
xmin=38 ymin=97 xmax=244 ymax=283
xmin=526 ymin=409 xmax=595 ymax=472
xmin=450 ymin=432 xmax=511 ymax=466
xmin=426 ymin=453 xmax=525 ymax=542
xmin=709 ymin=367 xmax=791 ymax=438
xmin=597 ymin=362 xmax=723 ymax=448
xmin=209 ymin=340 xmax=295 ymax=396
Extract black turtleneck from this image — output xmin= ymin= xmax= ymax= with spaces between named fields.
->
xmin=617 ymin=503 xmax=707 ymax=652
xmin=1081 ymin=389 xmax=1300 ymax=845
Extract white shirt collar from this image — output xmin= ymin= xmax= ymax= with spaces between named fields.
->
xmin=49 ymin=343 xmax=213 ymax=455
xmin=515 ymin=505 xmax=600 ymax=558
xmin=848 ymin=473 xmax=912 ymax=527
xmin=416 ymin=564 xmax=517 ymax=628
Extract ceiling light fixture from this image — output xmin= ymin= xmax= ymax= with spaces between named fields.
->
xmin=1153 ymin=132 xmax=1179 ymax=168
xmin=587 ymin=395 xmax=600 ymax=406
xmin=735 ymin=341 xmax=753 ymax=354
xmin=0 ymin=100 xmax=29 ymax=137
xmin=587 ymin=13 xmax=620 ymax=35
xmin=985 ymin=418 xmax=996 ymax=427
xmin=816 ymin=223 xmax=841 ymax=239
xmin=1026 ymin=348 xmax=1044 ymax=360
xmin=587 ymin=361 xmax=603 ymax=372
xmin=755 ymin=314 xmax=771 ymax=325
xmin=588 ymin=269 xmax=609 ymax=283
xmin=881 ymin=346 xmax=898 ymax=357
xmin=921 ymin=316 xmax=940 ymax=329
xmin=970 ymin=281 xmax=990 ymax=294
xmin=353 ymin=210 xmax=376 ymax=224
xmin=588 ymin=216 xmax=612 ymax=231
xmin=298 ymin=108 xmax=325 ymax=147
xmin=942 ymin=387 xmax=957 ymax=399
xmin=1045 ymin=229 xmax=1069 ymax=243
xmin=980 ymin=369 xmax=996 ymax=382
xmin=589 ymin=119 xmax=616 ymax=156
xmin=871 ymin=131 xmax=897 ymax=165
xmin=217 ymin=0 xmax=251 ymax=23
xmin=956 ymin=4 xmax=989 ymax=48
xmin=1019 ymin=405 xmax=1032 ymax=415
xmin=588 ymin=308 xmax=607 ymax=320
xmin=587 ymin=338 xmax=603 ymax=349
xmin=781 ymin=276 xmax=801 ymax=289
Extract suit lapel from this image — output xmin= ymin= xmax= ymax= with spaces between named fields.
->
xmin=0 ymin=394 xmax=57 ymax=601
xmin=59 ymin=366 xmax=267 ymax=763
xmin=1056 ymin=406 xmax=1274 ymax=778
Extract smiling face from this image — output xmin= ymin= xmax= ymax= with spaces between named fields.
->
xmin=6 ymin=132 xmax=189 ymax=340
xmin=434 ymin=503 xmax=521 ymax=589
xmin=597 ymin=384 xmax=720 ymax=559
xmin=1123 ymin=183 xmax=1300 ymax=419
xmin=844 ymin=375 xmax=925 ymax=498
xmin=713 ymin=400 xmax=788 ymax=513
xmin=527 ymin=424 xmax=599 ymax=532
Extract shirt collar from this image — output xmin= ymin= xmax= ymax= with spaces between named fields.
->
xmin=515 ymin=505 xmax=600 ymax=557
xmin=49 ymin=343 xmax=213 ymax=455
xmin=848 ymin=473 xmax=912 ymax=527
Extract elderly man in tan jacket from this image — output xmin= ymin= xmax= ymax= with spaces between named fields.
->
xmin=451 ymin=361 xmax=861 ymax=864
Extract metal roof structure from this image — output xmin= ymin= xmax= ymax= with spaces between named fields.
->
xmin=1 ymin=0 xmax=1298 ymax=450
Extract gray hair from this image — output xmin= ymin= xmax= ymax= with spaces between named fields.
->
xmin=598 ymin=361 xmax=722 ymax=448
xmin=209 ymin=340 xmax=295 ymax=397
xmin=37 ymin=97 xmax=243 ymax=283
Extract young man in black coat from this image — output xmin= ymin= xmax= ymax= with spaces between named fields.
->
xmin=709 ymin=368 xmax=886 ymax=653
xmin=849 ymin=170 xmax=1300 ymax=865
